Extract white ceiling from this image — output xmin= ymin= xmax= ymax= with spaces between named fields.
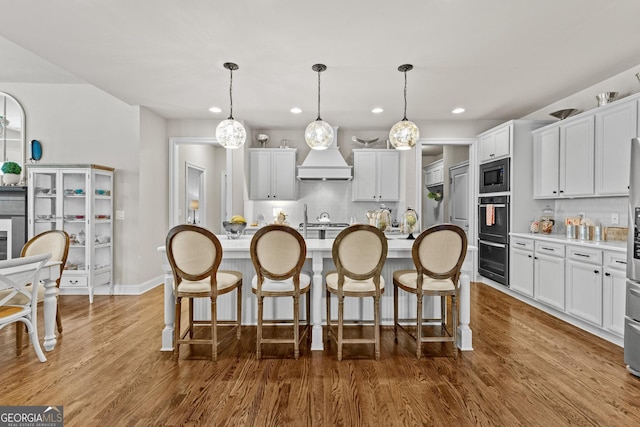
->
xmin=1 ymin=0 xmax=640 ymax=130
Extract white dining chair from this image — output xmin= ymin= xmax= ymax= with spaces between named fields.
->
xmin=0 ymin=253 xmax=52 ymax=362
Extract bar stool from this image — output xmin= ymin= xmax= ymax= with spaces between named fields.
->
xmin=392 ymin=224 xmax=467 ymax=358
xmin=250 ymin=224 xmax=310 ymax=359
xmin=325 ymin=224 xmax=387 ymax=361
xmin=166 ymin=225 xmax=242 ymax=361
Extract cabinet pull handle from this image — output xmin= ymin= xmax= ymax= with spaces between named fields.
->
xmin=540 ymin=246 xmax=555 ymax=251
xmin=615 ymin=260 xmax=627 ymax=265
xmin=70 ymin=280 xmax=78 ymax=284
xmin=574 ymin=253 xmax=589 ymax=258
xmin=605 ymin=272 xmax=611 ymax=277
xmin=594 ymin=270 xmax=599 ymax=274
xmin=516 ymin=242 xmax=526 ymax=246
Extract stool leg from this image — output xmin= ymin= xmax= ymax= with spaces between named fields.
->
xmin=257 ymin=295 xmax=263 ymax=359
xmin=452 ymin=295 xmax=458 ymax=357
xmin=212 ymin=297 xmax=217 ymax=361
xmin=174 ymin=297 xmax=182 ymax=361
xmin=337 ymin=295 xmax=344 ymax=361
xmin=374 ymin=295 xmax=380 ymax=360
xmin=293 ymin=294 xmax=300 ymax=359
xmin=416 ymin=293 xmax=423 ymax=359
xmin=393 ymin=284 xmax=399 ymax=341
xmin=326 ymin=289 xmax=331 ymax=342
xmin=236 ymin=285 xmax=242 ymax=340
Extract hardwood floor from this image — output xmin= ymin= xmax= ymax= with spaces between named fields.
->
xmin=2 ymin=282 xmax=640 ymax=426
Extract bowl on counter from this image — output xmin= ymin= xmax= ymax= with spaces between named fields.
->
xmin=223 ymin=221 xmax=247 ymax=240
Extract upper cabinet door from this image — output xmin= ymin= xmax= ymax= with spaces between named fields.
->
xmin=595 ymin=101 xmax=637 ymax=195
xmin=478 ymin=124 xmax=511 ymax=163
xmin=377 ymin=151 xmax=400 ymax=201
xmin=271 ymin=150 xmax=296 ymax=200
xmin=249 ymin=150 xmax=272 ymax=200
xmin=560 ymin=115 xmax=594 ymax=197
xmin=533 ymin=127 xmax=560 ymax=198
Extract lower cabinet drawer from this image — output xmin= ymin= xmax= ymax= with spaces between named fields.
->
xmin=60 ymin=275 xmax=88 ymax=287
xmin=566 ymin=245 xmax=602 ymax=265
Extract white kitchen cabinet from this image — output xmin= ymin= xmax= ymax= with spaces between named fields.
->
xmin=27 ymin=164 xmax=114 ymax=303
xmin=533 ymin=115 xmax=595 ymax=198
xmin=249 ymin=148 xmax=296 ymax=200
xmin=565 ymin=246 xmax=603 ymax=326
xmin=595 ymin=100 xmax=637 ymax=195
xmin=478 ymin=123 xmax=510 ymax=163
xmin=603 ymin=251 xmax=627 ymax=336
xmin=424 ymin=159 xmax=444 ymax=186
xmin=533 ymin=126 xmax=560 ymax=198
xmin=510 ymin=237 xmax=534 ymax=297
xmin=533 ymin=241 xmax=565 ymax=310
xmin=352 ymin=149 xmax=400 ymax=202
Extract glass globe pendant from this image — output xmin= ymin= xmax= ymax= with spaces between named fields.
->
xmin=389 ymin=64 xmax=420 ymax=150
xmin=215 ymin=62 xmax=246 ymax=149
xmin=305 ymin=64 xmax=333 ymax=150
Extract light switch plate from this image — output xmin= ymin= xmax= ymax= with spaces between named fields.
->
xmin=611 ymin=212 xmax=619 ymax=225
xmin=116 ymin=210 xmax=125 ymax=220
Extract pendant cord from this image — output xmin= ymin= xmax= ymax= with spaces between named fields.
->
xmin=403 ymin=70 xmax=408 ymax=121
xmin=228 ymin=68 xmax=234 ymax=120
xmin=316 ymin=70 xmax=322 ymax=121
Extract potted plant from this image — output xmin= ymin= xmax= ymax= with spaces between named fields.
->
xmin=427 ymin=190 xmax=443 ymax=202
xmin=1 ymin=161 xmax=22 ymax=185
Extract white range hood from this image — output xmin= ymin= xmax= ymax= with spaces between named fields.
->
xmin=296 ymin=127 xmax=352 ymax=181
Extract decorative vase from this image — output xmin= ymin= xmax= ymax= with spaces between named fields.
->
xmin=2 ymin=173 xmax=20 ymax=185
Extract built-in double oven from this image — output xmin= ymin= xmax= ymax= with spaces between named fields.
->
xmin=478 ymin=195 xmax=509 ymax=286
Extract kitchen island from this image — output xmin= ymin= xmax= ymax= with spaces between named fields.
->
xmin=158 ymin=235 xmax=476 ymax=353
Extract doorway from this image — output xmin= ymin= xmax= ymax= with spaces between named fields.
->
xmin=185 ymin=162 xmax=205 ymax=226
xmin=169 ymin=137 xmax=231 ymax=234
xmin=448 ymin=162 xmax=469 ymax=234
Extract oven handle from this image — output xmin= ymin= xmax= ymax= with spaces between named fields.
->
xmin=479 ymin=204 xmax=506 ymax=208
xmin=479 ymin=240 xmax=507 ymax=248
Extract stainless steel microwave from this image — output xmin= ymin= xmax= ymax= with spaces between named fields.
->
xmin=479 ymin=158 xmax=510 ymax=193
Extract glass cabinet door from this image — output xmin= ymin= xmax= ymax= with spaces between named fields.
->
xmin=61 ymin=169 xmax=90 ymax=273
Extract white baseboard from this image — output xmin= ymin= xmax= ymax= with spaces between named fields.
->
xmin=59 ymin=275 xmax=164 ymax=296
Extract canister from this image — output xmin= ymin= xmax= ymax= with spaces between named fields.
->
xmin=566 ymin=224 xmax=577 ymax=239
xmin=578 ymin=224 xmax=594 ymax=240
xmin=594 ymin=225 xmax=604 ymax=242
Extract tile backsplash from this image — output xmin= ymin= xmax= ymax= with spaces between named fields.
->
xmin=553 ymin=197 xmax=628 ymax=229
xmin=244 ymin=181 xmax=399 ymax=227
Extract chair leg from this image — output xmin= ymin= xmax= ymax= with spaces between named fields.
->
xmin=293 ymin=295 xmax=300 ymax=359
xmin=56 ymin=301 xmax=63 ymax=333
xmin=306 ymin=290 xmax=311 ymax=342
xmin=211 ymin=297 xmax=218 ymax=361
xmin=374 ymin=295 xmax=381 ymax=360
xmin=337 ymin=295 xmax=344 ymax=361
xmin=257 ymin=296 xmax=263 ymax=359
xmin=236 ymin=286 xmax=242 ymax=340
xmin=15 ymin=323 xmax=24 ymax=357
xmin=452 ymin=295 xmax=458 ymax=357
xmin=189 ymin=299 xmax=194 ymax=339
xmin=24 ymin=318 xmax=46 ymax=363
xmin=441 ymin=295 xmax=446 ymax=336
xmin=416 ymin=294 xmax=423 ymax=359
xmin=326 ymin=289 xmax=331 ymax=342
xmin=393 ymin=284 xmax=399 ymax=341
xmin=174 ymin=297 xmax=182 ymax=361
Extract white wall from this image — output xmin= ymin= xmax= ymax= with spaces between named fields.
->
xmin=0 ymin=82 xmax=162 ymax=288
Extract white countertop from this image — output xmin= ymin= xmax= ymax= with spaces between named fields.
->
xmin=510 ymin=232 xmax=627 ymax=252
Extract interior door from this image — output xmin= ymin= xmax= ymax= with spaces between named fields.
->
xmin=449 ymin=162 xmax=469 ymax=234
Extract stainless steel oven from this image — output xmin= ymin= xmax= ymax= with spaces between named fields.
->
xmin=478 ymin=195 xmax=509 ymax=244
xmin=479 ymin=158 xmax=510 ymax=194
xmin=478 ymin=240 xmax=508 ymax=285
xmin=478 ymin=195 xmax=509 ymax=286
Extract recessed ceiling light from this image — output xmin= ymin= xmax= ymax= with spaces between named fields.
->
xmin=209 ymin=106 xmax=222 ymax=113
xmin=452 ymin=107 xmax=465 ymax=114
xmin=371 ymin=107 xmax=384 ymax=114
xmin=290 ymin=107 xmax=302 ymax=114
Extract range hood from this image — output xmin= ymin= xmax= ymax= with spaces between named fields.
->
xmin=297 ymin=127 xmax=353 ymax=181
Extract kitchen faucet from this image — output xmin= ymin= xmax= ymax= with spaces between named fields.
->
xmin=303 ymin=203 xmax=308 ymax=239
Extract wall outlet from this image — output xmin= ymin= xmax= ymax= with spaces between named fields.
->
xmin=116 ymin=210 xmax=125 ymax=221
xmin=611 ymin=212 xmax=619 ymax=225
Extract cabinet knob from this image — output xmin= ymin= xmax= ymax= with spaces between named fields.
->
xmin=605 ymin=272 xmax=611 ymax=277
xmin=559 ymin=190 xmax=564 ymax=193
xmin=594 ymin=270 xmax=599 ymax=274
xmin=528 ymin=255 xmax=532 ymax=258
xmin=552 ymin=191 xmax=557 ymax=194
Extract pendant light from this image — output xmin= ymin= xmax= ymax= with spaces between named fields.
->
xmin=305 ymin=64 xmax=333 ymax=150
xmin=215 ymin=62 xmax=246 ymax=149
xmin=389 ymin=64 xmax=420 ymax=150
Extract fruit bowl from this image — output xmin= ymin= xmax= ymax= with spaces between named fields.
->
xmin=223 ymin=221 xmax=247 ymax=239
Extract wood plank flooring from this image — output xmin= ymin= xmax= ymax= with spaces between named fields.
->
xmin=1 ymin=282 xmax=640 ymax=426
